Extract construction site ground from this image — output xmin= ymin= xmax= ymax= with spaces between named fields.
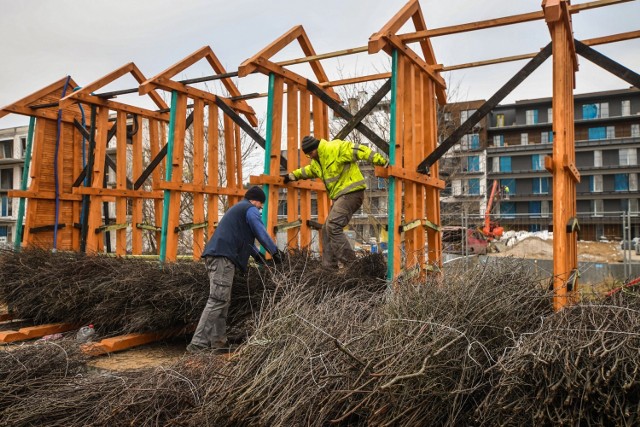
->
xmin=493 ymin=237 xmax=640 ymax=264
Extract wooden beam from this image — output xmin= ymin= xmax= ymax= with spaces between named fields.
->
xmin=306 ymin=80 xmax=389 ymax=153
xmin=417 ymin=43 xmax=552 ymax=173
xmin=575 ymin=39 xmax=640 ymax=89
xmin=334 ymin=79 xmax=391 ymax=140
xmin=155 ymin=182 xmax=247 ymax=196
xmin=384 ymin=35 xmax=446 ymax=91
xmin=369 ymin=0 xmax=420 ymax=54
xmin=72 ymin=187 xmax=164 ymax=198
xmin=0 ymin=76 xmax=79 ymax=120
xmin=249 ymin=174 xmax=326 ymax=192
xmin=239 ymin=25 xmax=305 ymax=77
xmin=64 ymin=92 xmax=169 ymax=121
xmin=397 ymin=0 xmax=633 ymax=41
xmin=9 ymin=190 xmax=83 ymax=201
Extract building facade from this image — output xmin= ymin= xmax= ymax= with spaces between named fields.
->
xmin=485 ymin=87 xmax=640 ymax=241
xmin=0 ymin=125 xmax=28 ymax=246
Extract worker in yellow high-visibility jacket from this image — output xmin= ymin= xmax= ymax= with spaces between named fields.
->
xmin=283 ymin=135 xmax=389 ymax=269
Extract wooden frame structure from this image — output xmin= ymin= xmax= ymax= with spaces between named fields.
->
xmin=241 ymin=26 xmax=335 ymax=251
xmin=2 ymin=0 xmax=636 ymax=300
xmin=2 ymin=77 xmax=85 ymax=251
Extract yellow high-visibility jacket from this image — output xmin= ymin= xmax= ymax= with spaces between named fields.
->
xmin=291 ymin=139 xmax=388 ymax=200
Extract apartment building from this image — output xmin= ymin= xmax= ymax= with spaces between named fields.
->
xmin=0 ymin=124 xmax=29 ymax=246
xmin=486 ymin=87 xmax=640 ymax=241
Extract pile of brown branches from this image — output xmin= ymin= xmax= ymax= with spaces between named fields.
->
xmin=0 ymin=339 xmax=88 ymax=414
xmin=0 ymin=248 xmax=385 ymax=337
xmin=476 ymin=288 xmax=640 ymax=426
xmin=188 ymin=258 xmax=553 ymax=426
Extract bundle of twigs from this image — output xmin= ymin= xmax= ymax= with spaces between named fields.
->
xmin=476 ymin=288 xmax=640 ymax=426
xmin=189 ymin=258 xmax=553 ymax=426
xmin=0 ymin=339 xmax=88 ymax=415
xmin=0 ymin=248 xmax=386 ymax=337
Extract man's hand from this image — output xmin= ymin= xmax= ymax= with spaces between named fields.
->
xmin=271 ymin=249 xmax=286 ymax=264
xmin=282 ymin=173 xmax=295 ymax=184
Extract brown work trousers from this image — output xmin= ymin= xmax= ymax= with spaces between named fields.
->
xmin=321 ymin=190 xmax=364 ymax=268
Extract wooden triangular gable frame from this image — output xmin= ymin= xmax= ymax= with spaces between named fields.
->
xmin=238 ymin=25 xmax=338 ymax=99
xmin=59 ymin=62 xmax=169 ymax=118
xmin=0 ymin=76 xmax=81 ymax=122
xmin=139 ymin=46 xmax=258 ymax=126
xmin=369 ymin=0 xmax=447 ymax=105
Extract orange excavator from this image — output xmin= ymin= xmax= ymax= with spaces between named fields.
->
xmin=482 ymin=180 xmax=504 ymax=241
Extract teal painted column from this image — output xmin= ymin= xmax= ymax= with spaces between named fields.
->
xmin=159 ymin=91 xmax=178 ymax=263
xmin=13 ymin=117 xmax=36 ymax=251
xmin=261 ymin=73 xmax=276 ymax=232
xmin=387 ymin=49 xmax=398 ymax=280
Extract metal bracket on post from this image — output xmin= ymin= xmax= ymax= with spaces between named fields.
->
xmin=136 ymin=223 xmax=162 ymax=232
xmin=566 ymin=217 xmax=580 ymax=233
xmin=273 ymin=219 xmax=302 ymax=234
xmin=423 ymin=219 xmax=441 ymax=232
xmin=399 ymin=219 xmax=423 ymax=233
xmin=174 ymin=222 xmax=208 ymax=233
xmin=95 ymin=223 xmax=129 ymax=233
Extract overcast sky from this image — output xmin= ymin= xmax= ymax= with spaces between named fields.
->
xmin=0 ymin=0 xmax=638 ymax=129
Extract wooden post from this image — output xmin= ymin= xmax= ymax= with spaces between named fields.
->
xmin=192 ymin=98 xmax=205 ymax=259
xmin=207 ymin=103 xmax=219 ymax=240
xmin=286 ymin=83 xmax=300 ymax=247
xmin=387 ymin=49 xmax=402 ymax=280
xmin=159 ymin=92 xmax=178 ymax=263
xmin=298 ymin=89 xmax=312 ymax=249
xmin=546 ymin=0 xmax=580 ymax=310
xmin=85 ymin=107 xmax=109 ymax=253
xmin=115 ymin=112 xmax=128 ymax=255
xmin=131 ymin=116 xmax=143 ymax=254
xmin=264 ymin=74 xmax=284 ymax=242
xmin=14 ymin=117 xmax=35 ymax=251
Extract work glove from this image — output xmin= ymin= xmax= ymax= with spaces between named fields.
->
xmin=282 ymin=173 xmax=295 ymax=184
xmin=252 ymin=251 xmax=267 ymax=265
xmin=271 ymin=249 xmax=286 ymax=264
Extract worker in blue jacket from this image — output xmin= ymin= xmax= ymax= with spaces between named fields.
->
xmin=187 ymin=186 xmax=282 ymax=353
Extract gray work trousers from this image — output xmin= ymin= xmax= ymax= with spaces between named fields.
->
xmin=321 ymin=190 xmax=364 ymax=268
xmin=190 ymin=256 xmax=235 ymax=348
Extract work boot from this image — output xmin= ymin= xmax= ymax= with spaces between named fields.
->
xmin=186 ymin=343 xmax=209 ymax=354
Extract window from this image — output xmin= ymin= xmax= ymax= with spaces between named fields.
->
xmin=467 ymin=179 xmax=480 ymax=195
xmin=630 ymin=174 xmax=638 ymax=192
xmin=619 ymin=148 xmax=637 ymax=166
xmin=622 ymin=100 xmax=631 ymax=116
xmin=470 ymin=134 xmax=480 ymax=150
xmin=501 ymin=178 xmax=516 ymax=195
xmin=311 ymin=199 xmax=318 ymax=216
xmin=500 ymin=202 xmax=516 ymax=218
xmin=0 ymin=195 xmax=11 ymax=217
xmin=0 ymin=169 xmax=13 ymax=190
xmin=532 ymin=154 xmax=544 ymax=171
xmin=20 ymin=137 xmax=27 ymax=158
xmin=541 ymin=131 xmax=553 ymax=144
xmin=541 ymin=200 xmax=550 ymax=218
xmin=582 ymin=102 xmax=609 ymax=119
xmin=529 ymin=201 xmax=541 ymax=217
xmin=492 ymin=157 xmax=499 ymax=172
xmin=452 ymin=180 xmax=462 ymax=196
xmin=467 ymin=156 xmax=480 ymax=172
xmin=493 ymin=135 xmax=504 ymax=147
xmin=588 ymin=127 xmax=606 ymax=140
xmin=0 ymin=140 xmax=12 ymax=159
xmin=0 ymin=226 xmax=7 ymax=237
xmin=592 ymin=199 xmax=604 ymax=216
xmin=606 ymin=126 xmax=615 ymax=139
xmin=444 ymin=112 xmax=452 ymax=122
xmin=521 ymin=133 xmax=528 ymax=145
xmin=532 ymin=178 xmax=549 ymax=194
xmin=461 ymin=109 xmax=476 ymax=122
xmin=629 ymin=199 xmax=639 ymax=216
xmin=496 ymin=114 xmax=505 ymax=127
xmin=632 ymin=124 xmax=640 ymax=138
xmin=499 ymin=157 xmax=512 ymax=172
xmin=594 ymin=150 xmax=602 ymax=167
xmin=614 ymin=174 xmax=629 ymax=191
xmin=547 ymin=107 xmax=553 ymax=123
xmin=377 ymin=177 xmax=387 ymax=190
xmin=526 ymin=109 xmax=539 ymax=125
xmin=590 ymin=175 xmax=603 ymax=193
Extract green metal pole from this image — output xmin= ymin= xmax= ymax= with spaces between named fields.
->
xmin=261 ymin=73 xmax=276 ymax=232
xmin=387 ymin=49 xmax=398 ymax=281
xmin=159 ymin=91 xmax=178 ymax=263
xmin=14 ymin=117 xmax=36 ymax=251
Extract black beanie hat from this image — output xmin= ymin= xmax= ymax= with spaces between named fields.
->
xmin=244 ymin=186 xmax=266 ymax=203
xmin=301 ymin=135 xmax=320 ymax=154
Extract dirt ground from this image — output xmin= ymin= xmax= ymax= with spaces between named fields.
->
xmin=494 ymin=237 xmax=639 ymax=263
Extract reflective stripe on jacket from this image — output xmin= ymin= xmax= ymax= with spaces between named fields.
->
xmin=291 ymin=139 xmax=388 ymax=200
